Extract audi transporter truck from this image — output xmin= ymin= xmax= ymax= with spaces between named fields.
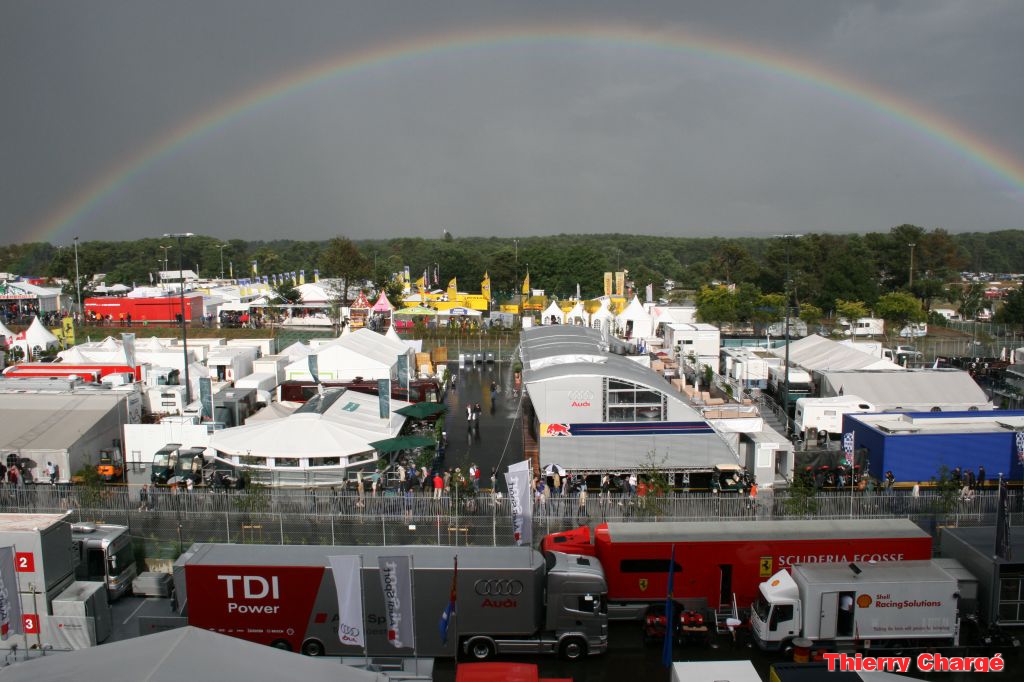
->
xmin=173 ymin=543 xmax=608 ymax=661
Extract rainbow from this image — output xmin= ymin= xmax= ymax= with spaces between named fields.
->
xmin=33 ymin=23 xmax=1024 ymax=243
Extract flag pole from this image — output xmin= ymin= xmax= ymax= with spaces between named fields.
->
xmin=360 ymin=554 xmax=369 ymax=668
xmin=410 ymin=555 xmax=418 ymax=661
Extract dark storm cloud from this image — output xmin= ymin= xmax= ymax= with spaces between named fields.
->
xmin=1 ymin=0 xmax=1021 ymax=245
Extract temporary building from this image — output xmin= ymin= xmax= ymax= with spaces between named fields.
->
xmin=283 ymin=328 xmax=413 ymax=382
xmin=615 ymin=296 xmax=654 ymax=340
xmin=773 ymin=334 xmax=902 ymax=372
xmin=818 ymin=369 xmax=994 ymax=412
xmin=0 ymin=625 xmax=385 ymax=682
xmin=295 ymin=282 xmax=333 ymax=305
xmin=0 ymin=392 xmax=132 ymax=483
xmin=208 ymin=387 xmax=409 ymax=475
xmin=541 ymin=300 xmax=565 ymax=325
xmin=10 ymin=316 xmax=60 ymax=358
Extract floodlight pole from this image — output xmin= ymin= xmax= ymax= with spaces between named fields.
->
xmin=73 ymin=237 xmax=82 ymax=318
xmin=165 ymin=233 xmax=195 ymax=405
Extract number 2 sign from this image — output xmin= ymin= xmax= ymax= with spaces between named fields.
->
xmin=15 ymin=552 xmax=34 ymax=572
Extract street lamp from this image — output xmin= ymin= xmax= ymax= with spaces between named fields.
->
xmin=513 ymin=238 xmax=520 ymax=300
xmin=908 ymin=243 xmax=916 ymax=289
xmin=159 ymin=245 xmax=170 ymax=273
xmin=72 ymin=237 xmax=82 ymax=318
xmin=164 ymin=232 xmax=195 ymax=405
xmin=217 ymin=244 xmax=228 ymax=280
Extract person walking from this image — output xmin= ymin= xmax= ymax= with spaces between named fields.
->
xmin=628 ymin=472 xmax=638 ymax=496
xmin=977 ymin=465 xmax=986 ymax=489
xmin=577 ymin=481 xmax=589 ymax=519
xmin=356 ymin=475 xmax=365 ymax=508
xmin=552 ymin=471 xmax=561 ymax=498
xmin=433 ymin=472 xmax=444 ymax=499
xmin=138 ymin=484 xmax=149 ymax=512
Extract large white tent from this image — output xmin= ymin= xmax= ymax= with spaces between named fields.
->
xmin=0 ymin=626 xmax=386 ymax=682
xmin=279 ymin=340 xmax=313 ymax=358
xmin=0 ymin=318 xmax=18 ymax=346
xmin=9 ymin=316 xmax=60 ymax=358
xmin=209 ymin=388 xmax=410 ymax=472
xmin=774 ymin=334 xmax=902 ymax=372
xmin=284 ymin=328 xmax=413 ymax=382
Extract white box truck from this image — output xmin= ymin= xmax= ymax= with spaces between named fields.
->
xmin=751 ymin=560 xmax=972 ymax=650
xmin=174 ymin=544 xmax=608 ymax=661
xmin=794 ymin=396 xmax=875 ymax=436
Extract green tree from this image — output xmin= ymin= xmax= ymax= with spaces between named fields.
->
xmin=274 ymin=281 xmax=302 ymax=304
xmin=695 ymin=285 xmax=738 ymax=327
xmin=875 ymin=291 xmax=926 ymax=343
xmin=798 ymin=304 xmax=823 ymax=330
xmin=995 ymin=287 xmax=1024 ymax=324
xmin=319 ymin=237 xmax=368 ymax=304
xmin=949 ymin=282 xmax=985 ymax=321
xmin=835 ymin=299 xmax=869 ymax=329
xmin=752 ymin=292 xmax=786 ymax=333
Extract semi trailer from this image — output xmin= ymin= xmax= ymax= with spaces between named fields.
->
xmin=541 ymin=519 xmax=932 ymax=620
xmin=174 ymin=543 xmax=608 ymax=661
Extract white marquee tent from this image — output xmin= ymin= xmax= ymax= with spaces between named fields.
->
xmin=616 ymin=296 xmax=654 ymax=340
xmin=541 ymin=300 xmax=565 ymax=325
xmin=565 ymin=301 xmax=589 ymax=326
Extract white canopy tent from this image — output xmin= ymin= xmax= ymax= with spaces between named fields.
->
xmin=616 ymin=296 xmax=654 ymax=340
xmin=541 ymin=300 xmax=566 ymax=325
xmin=590 ymin=302 xmax=615 ymax=334
xmin=565 ymin=300 xmax=589 ymax=326
xmin=245 ymin=400 xmax=302 ymax=422
xmin=279 ymin=340 xmax=313 ymax=358
xmin=0 ymin=318 xmax=18 ymax=346
xmin=9 ymin=316 xmax=60 ymax=358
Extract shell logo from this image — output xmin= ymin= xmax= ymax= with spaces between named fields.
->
xmin=856 ymin=594 xmax=873 ymax=609
xmin=770 ymin=579 xmax=781 ymax=587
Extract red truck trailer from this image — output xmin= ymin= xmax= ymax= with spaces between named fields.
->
xmin=3 ymin=362 xmax=143 ymax=382
xmin=541 ymin=519 xmax=932 ymax=620
xmin=85 ymin=294 xmax=203 ymax=324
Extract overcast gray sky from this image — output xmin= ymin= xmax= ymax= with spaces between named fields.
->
xmin=2 ymin=0 xmax=1022 ymax=245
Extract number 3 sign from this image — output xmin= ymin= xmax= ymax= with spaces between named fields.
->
xmin=22 ymin=614 xmax=39 ymax=634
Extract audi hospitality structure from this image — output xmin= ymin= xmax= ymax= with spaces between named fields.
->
xmin=518 ymin=326 xmax=789 ymax=485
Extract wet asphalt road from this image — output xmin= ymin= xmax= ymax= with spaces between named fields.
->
xmin=440 ymin=361 xmax=523 ymax=495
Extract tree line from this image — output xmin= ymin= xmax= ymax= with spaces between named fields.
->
xmin=1 ymin=225 xmax=1021 ymax=311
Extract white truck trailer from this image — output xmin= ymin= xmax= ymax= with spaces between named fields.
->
xmin=794 ymin=395 xmax=875 ymax=436
xmin=751 ymin=559 xmax=973 ymax=650
xmin=173 ymin=543 xmax=608 ymax=661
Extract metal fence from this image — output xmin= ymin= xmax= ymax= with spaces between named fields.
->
xmin=1 ymin=486 xmax=1019 ymax=560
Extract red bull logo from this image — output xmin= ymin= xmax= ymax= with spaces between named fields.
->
xmin=545 ymin=423 xmax=571 ymax=437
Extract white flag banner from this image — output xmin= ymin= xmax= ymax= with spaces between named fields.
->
xmin=0 ymin=546 xmax=23 ymax=640
xmin=505 ymin=460 xmax=533 ymax=546
xmin=378 ymin=555 xmax=415 ymax=649
xmin=328 ymin=555 xmax=365 ymax=648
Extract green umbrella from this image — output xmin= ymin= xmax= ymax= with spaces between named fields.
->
xmin=368 ymin=435 xmax=436 ymax=453
xmin=394 ymin=401 xmax=448 ymax=420
xmin=394 ymin=305 xmax=437 ymax=316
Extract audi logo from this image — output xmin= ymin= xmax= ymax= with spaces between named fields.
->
xmin=474 ymin=579 xmax=524 ymax=596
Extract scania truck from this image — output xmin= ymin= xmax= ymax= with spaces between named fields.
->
xmin=750 ymin=559 xmax=973 ymax=650
xmin=173 ymin=543 xmax=608 ymax=661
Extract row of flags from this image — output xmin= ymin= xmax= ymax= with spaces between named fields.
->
xmin=329 ymin=553 xmax=460 ymax=651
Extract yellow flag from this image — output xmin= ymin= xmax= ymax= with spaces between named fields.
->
xmin=447 ymin=277 xmax=458 ymax=299
xmin=61 ymin=317 xmax=75 ymax=346
xmin=521 ymin=273 xmax=530 ymax=296
xmin=481 ymin=272 xmax=491 ymax=300
xmin=615 ymin=271 xmax=625 ymax=297
xmin=604 ymin=272 xmax=613 ymax=297
xmin=415 ymin=276 xmax=426 ymax=294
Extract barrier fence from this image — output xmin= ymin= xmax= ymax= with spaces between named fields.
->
xmin=1 ymin=486 xmax=1019 ymax=559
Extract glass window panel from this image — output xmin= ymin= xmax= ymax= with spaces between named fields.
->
xmin=608 ymin=380 xmax=633 ymax=390
xmin=635 ymin=390 xmax=662 ymax=404
xmin=636 ymin=407 xmax=662 ymax=421
xmin=608 ymin=407 xmax=634 ymax=422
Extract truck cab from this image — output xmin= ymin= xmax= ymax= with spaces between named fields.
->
xmin=750 ymin=569 xmax=801 ymax=649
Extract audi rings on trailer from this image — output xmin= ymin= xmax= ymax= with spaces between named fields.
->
xmin=474 ymin=579 xmax=524 ymax=596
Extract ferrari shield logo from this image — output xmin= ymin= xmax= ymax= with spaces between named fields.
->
xmin=759 ymin=557 xmax=773 ymax=577
xmin=638 ymin=578 xmax=648 ymax=592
